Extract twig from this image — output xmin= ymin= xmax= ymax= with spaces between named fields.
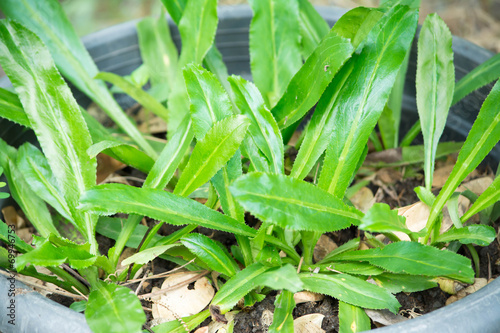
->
xmin=138 ymin=270 xmax=209 ymax=300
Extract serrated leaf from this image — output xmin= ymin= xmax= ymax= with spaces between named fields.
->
xmin=152 ymin=310 xmax=210 ymax=333
xmin=358 ymin=203 xmax=410 ymax=235
xmin=416 ymin=14 xmax=455 ymax=190
xmin=168 ymin=0 xmax=218 ymax=134
xmin=0 ymin=86 xmax=30 ymax=127
xmin=95 ymin=72 xmax=169 ymax=121
xmin=0 ymin=139 xmax=59 ymax=238
xmin=0 ymin=220 xmax=33 ymax=253
xmin=297 ymin=0 xmax=329 ymax=60
xmin=137 ymin=15 xmax=178 ymax=99
xmin=79 ymin=184 xmax=257 ymax=237
xmin=290 ymin=58 xmax=356 ymax=180
xmin=143 ymin=114 xmax=194 ymax=190
xmin=315 ymin=262 xmax=384 ymax=276
xmin=269 ymin=290 xmax=295 ymax=333
xmin=181 ymin=233 xmax=239 ymax=277
xmin=333 ymin=241 xmax=474 ymax=283
xmin=300 ymin=273 xmax=400 ymax=313
xmin=452 ymin=52 xmax=500 ymax=105
xmin=0 ymin=20 xmax=98 ymax=249
xmin=249 ymin=0 xmax=302 ymax=107
xmin=17 ymin=143 xmax=73 ymax=222
xmin=318 ymin=6 xmax=418 ymax=198
xmin=229 ymin=76 xmax=284 ymax=173
xmin=462 ymin=174 xmax=500 ymax=222
xmin=271 ymin=24 xmax=354 ymax=129
xmin=372 ymin=273 xmax=437 ymax=294
xmin=434 ymin=225 xmax=496 ymax=246
xmin=174 ymin=115 xmax=250 ymax=197
xmin=426 ymin=79 xmax=500 ymax=241
xmin=338 ymin=301 xmax=371 ymax=333
xmin=230 ymin=172 xmax=362 ymax=232
xmin=15 ymin=241 xmax=96 ymax=271
xmin=121 ymin=244 xmax=180 ymax=266
xmin=0 ymin=0 xmax=155 ymax=157
xmin=86 ymin=283 xmax=145 ymax=333
xmin=212 ymin=263 xmax=302 ymax=313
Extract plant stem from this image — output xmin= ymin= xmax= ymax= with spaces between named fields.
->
xmin=111 ymin=214 xmax=143 ymax=268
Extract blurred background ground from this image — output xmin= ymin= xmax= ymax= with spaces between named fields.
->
xmin=60 ymin=0 xmax=500 ymax=53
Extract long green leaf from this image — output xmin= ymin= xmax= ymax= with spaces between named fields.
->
xmin=271 ymin=23 xmax=354 ymax=129
xmin=249 ymin=0 xmax=302 ymax=107
xmin=17 ymin=143 xmax=73 ymax=222
xmin=417 ymin=14 xmax=455 ymax=190
xmin=0 ymin=0 xmax=156 ymax=157
xmin=152 ymin=310 xmax=210 ymax=333
xmin=318 ymin=5 xmax=418 ymax=197
xmin=0 ymin=87 xmax=29 ymax=127
xmin=143 ymin=114 xmax=194 ymax=190
xmin=211 ymin=263 xmax=302 ymax=313
xmin=184 ymin=63 xmax=233 ymax=139
xmin=79 ymin=184 xmax=257 ymax=237
xmin=161 ymin=0 xmax=187 ymax=24
xmin=297 ymin=0 xmax=329 ymax=60
xmin=121 ymin=244 xmax=179 ymax=266
xmin=338 ymin=301 xmax=371 ymax=333
xmin=137 ymin=14 xmax=178 ymax=100
xmin=269 ymin=290 xmax=295 ymax=333
xmin=372 ymin=273 xmax=437 ymax=294
xmin=434 ymin=225 xmax=496 ymax=246
xmin=0 ymin=20 xmax=98 ymax=250
xmin=174 ymin=115 xmax=250 ymax=197
xmin=462 ymin=174 xmax=500 ymax=222
xmin=290 ymin=57 xmax=356 ymax=179
xmin=230 ymin=172 xmax=362 ymax=232
xmin=167 ymin=0 xmax=218 ymax=134
xmin=453 ymin=53 xmax=500 ymax=105
xmin=0 ymin=220 xmax=33 ymax=253
xmin=333 ymin=241 xmax=474 ymax=283
xmin=86 ymin=282 xmax=146 ymax=333
xmin=0 ymin=140 xmax=59 ymax=238
xmin=181 ymin=233 xmax=239 ymax=277
xmin=425 ymin=80 xmax=500 ymax=241
xmin=229 ymin=76 xmax=284 ymax=173
xmin=95 ymin=72 xmax=169 ymax=121
xmin=300 ymin=273 xmax=400 ymax=313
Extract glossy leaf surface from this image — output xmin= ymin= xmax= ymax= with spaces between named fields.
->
xmin=79 ymin=184 xmax=257 ymax=237
xmin=338 ymin=301 xmax=371 ymax=333
xmin=0 ymin=20 xmax=97 ymax=246
xmin=333 ymin=241 xmax=474 ymax=283
xmin=269 ymin=290 xmax=295 ymax=332
xmin=181 ymin=233 xmax=239 ymax=277
xmin=249 ymin=0 xmax=302 ymax=107
xmin=434 ymin=225 xmax=496 ymax=246
xmin=86 ymin=283 xmax=145 ymax=333
xmin=297 ymin=0 xmax=329 ymax=59
xmin=300 ymin=273 xmax=400 ymax=313
xmin=372 ymin=273 xmax=437 ymax=294
xmin=318 ymin=5 xmax=418 ymax=198
xmin=229 ymin=76 xmax=283 ymax=173
xmin=230 ymin=172 xmax=362 ymax=232
xmin=174 ymin=115 xmax=250 ymax=197
xmin=426 ymin=80 xmax=500 ymax=240
xmin=416 ymin=14 xmax=454 ymax=189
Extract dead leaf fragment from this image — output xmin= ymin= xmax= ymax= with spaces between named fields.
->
xmin=313 ymin=235 xmax=338 ymax=262
xmin=152 ymin=272 xmax=215 ymax=321
xmin=194 ymin=327 xmax=209 ymax=333
xmin=376 ymin=168 xmax=402 ymax=184
xmin=294 ymin=313 xmax=325 ymax=333
xmin=208 ymin=311 xmax=237 ymax=333
xmin=436 ymin=277 xmax=467 ymax=295
xmin=350 ymin=187 xmax=375 ymax=213
xmin=96 ymin=154 xmax=126 ymax=184
xmin=293 ymin=291 xmax=325 ymax=305
xmin=2 ymin=206 xmax=25 ymax=228
xmin=445 ymin=278 xmax=489 ymax=305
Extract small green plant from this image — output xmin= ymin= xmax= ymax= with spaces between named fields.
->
xmin=0 ymin=0 xmax=500 ymax=332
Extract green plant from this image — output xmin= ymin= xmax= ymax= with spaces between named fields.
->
xmin=0 ymin=0 xmax=499 ymax=332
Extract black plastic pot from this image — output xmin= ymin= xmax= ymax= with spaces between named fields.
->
xmin=1 ymin=5 xmax=500 ymax=333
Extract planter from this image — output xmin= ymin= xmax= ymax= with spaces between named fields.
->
xmin=1 ymin=5 xmax=500 ymax=333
